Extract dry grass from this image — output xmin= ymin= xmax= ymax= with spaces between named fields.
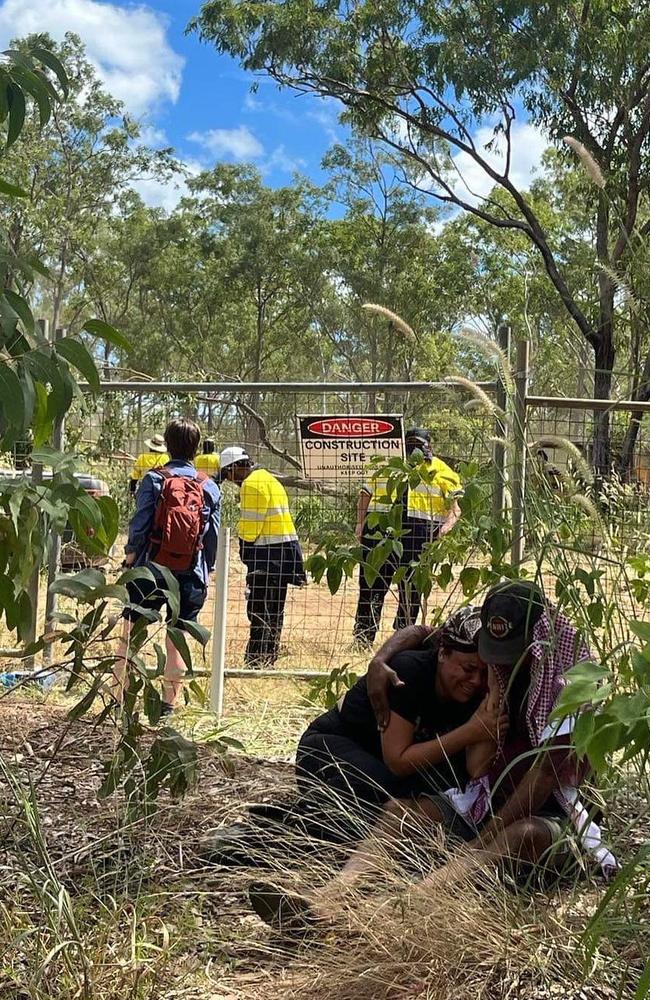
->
xmin=0 ymin=697 xmax=647 ymax=1000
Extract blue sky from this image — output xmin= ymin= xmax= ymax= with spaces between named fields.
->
xmin=0 ymin=0 xmax=346 ymax=208
xmin=0 ymin=0 xmax=547 ymax=211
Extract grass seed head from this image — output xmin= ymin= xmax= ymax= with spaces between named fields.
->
xmin=362 ymin=303 xmax=416 ymax=342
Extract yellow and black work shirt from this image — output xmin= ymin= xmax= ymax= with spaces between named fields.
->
xmin=239 ymin=468 xmax=298 ymax=545
xmin=195 ymin=452 xmax=220 ymax=476
xmin=363 ymin=456 xmax=463 ymax=523
xmin=131 ymin=451 xmax=170 ymax=482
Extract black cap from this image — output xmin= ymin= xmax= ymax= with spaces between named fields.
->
xmin=405 ymin=427 xmax=431 ymax=444
xmin=478 ymin=580 xmax=545 ymax=666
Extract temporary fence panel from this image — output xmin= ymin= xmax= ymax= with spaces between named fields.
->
xmin=62 ymin=380 xmax=497 ymax=701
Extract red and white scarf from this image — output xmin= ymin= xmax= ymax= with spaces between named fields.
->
xmin=443 ymin=607 xmax=618 ymax=877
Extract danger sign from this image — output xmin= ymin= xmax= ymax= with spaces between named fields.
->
xmin=297 ymin=414 xmax=404 ymax=481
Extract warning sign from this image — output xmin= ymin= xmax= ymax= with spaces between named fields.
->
xmin=297 ymin=414 xmax=404 ymax=480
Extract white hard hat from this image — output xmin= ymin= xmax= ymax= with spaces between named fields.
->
xmin=219 ymin=446 xmax=251 ymax=470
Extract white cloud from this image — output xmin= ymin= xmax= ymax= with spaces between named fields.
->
xmin=0 ymin=0 xmax=183 ymax=116
xmin=132 ymin=159 xmax=203 ymax=213
xmin=188 ymin=126 xmax=264 ymax=160
xmin=451 ymin=121 xmax=548 ymax=204
xmin=261 ymin=145 xmax=306 ymax=175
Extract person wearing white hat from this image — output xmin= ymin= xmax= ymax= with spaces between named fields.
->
xmin=220 ymin=446 xmax=306 ymax=667
xmin=129 ymin=433 xmax=169 ymax=495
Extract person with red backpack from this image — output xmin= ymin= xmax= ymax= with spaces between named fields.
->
xmin=114 ymin=419 xmax=221 ymax=715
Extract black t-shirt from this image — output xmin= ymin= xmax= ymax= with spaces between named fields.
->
xmin=309 ymin=648 xmax=477 ymax=785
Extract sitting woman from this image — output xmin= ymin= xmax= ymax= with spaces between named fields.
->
xmin=294 ymin=606 xmax=505 ymax=844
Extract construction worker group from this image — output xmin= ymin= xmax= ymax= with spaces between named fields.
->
xmin=125 ymin=422 xmax=462 ymax=712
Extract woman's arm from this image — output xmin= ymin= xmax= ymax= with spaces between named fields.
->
xmin=367 ymin=625 xmax=435 ymax=730
xmin=381 ymin=698 xmax=507 ymax=778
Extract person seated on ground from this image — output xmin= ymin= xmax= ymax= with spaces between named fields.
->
xmin=112 ymin=419 xmax=221 ymax=715
xmin=195 ymin=437 xmax=220 ymax=478
xmin=249 ymin=581 xmax=618 ymax=929
xmin=129 ymin=433 xmax=169 ymax=495
xmin=202 ymin=608 xmax=504 ymax=867
xmin=293 ymin=605 xmax=506 ymax=844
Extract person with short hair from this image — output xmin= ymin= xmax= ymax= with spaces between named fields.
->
xmin=114 ymin=419 xmax=221 ymax=714
xmin=129 ymin=433 xmax=169 ymax=495
xmin=195 ymin=438 xmax=220 ymax=478
xmin=220 ymin=447 xmax=306 ymax=667
xmin=353 ymin=428 xmax=463 ymax=646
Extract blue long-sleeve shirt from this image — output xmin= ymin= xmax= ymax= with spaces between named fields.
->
xmin=125 ymin=460 xmax=221 ymax=586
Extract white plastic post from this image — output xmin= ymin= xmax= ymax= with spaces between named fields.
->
xmin=210 ymin=526 xmax=230 ymax=719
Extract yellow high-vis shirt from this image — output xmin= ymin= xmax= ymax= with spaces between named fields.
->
xmin=239 ymin=468 xmax=298 ymax=545
xmin=131 ymin=451 xmax=170 ymax=481
xmin=365 ymin=457 xmax=463 ymax=522
xmin=195 ymin=452 xmax=220 ymax=476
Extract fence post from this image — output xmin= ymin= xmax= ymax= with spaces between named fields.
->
xmin=210 ymin=526 xmax=230 ymax=719
xmin=25 ymin=319 xmax=51 ymax=670
xmin=43 ymin=326 xmax=66 ymax=667
xmin=510 ymin=337 xmax=530 ymax=567
xmin=492 ymin=323 xmax=511 ymax=520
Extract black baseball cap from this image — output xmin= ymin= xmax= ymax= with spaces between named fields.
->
xmin=405 ymin=427 xmax=431 ymax=444
xmin=478 ymin=580 xmax=545 ymax=666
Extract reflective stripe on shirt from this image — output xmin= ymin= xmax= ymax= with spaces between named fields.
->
xmin=239 ymin=468 xmax=298 ymax=545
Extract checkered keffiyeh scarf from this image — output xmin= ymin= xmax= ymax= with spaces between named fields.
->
xmin=492 ymin=606 xmax=591 ymax=748
xmin=443 ymin=606 xmax=618 ymax=876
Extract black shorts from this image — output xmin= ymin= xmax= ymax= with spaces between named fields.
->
xmin=123 ymin=572 xmax=207 ymax=630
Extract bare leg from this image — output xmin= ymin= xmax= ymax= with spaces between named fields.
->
xmin=106 ymin=617 xmax=133 ymax=704
xmin=162 ymin=631 xmax=186 ymax=707
xmin=420 ymin=817 xmax=555 ymax=890
xmin=313 ymin=797 xmax=445 ymax=917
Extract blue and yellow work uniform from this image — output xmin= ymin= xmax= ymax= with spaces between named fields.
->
xmin=238 ymin=468 xmax=306 ymax=666
xmin=129 ymin=451 xmax=170 ymax=493
xmin=354 ymin=458 xmax=463 ymax=644
xmin=195 ymin=452 xmax=220 ymax=477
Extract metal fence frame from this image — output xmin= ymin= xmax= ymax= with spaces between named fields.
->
xmin=8 ymin=348 xmax=650 ymax=716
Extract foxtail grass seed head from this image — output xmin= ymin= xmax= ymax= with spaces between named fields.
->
xmin=532 ymin=435 xmax=593 ymax=483
xmin=362 ymin=302 xmax=416 ymax=342
xmin=563 ymin=136 xmax=606 ymax=189
xmin=445 ymin=376 xmax=500 ymax=417
xmin=457 ymin=326 xmax=515 ymax=395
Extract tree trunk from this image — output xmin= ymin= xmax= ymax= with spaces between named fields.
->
xmin=592 ymin=333 xmax=615 ymax=476
xmin=618 ymin=345 xmax=650 ymax=481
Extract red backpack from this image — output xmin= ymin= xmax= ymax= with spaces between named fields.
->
xmin=149 ymin=468 xmax=208 ymax=572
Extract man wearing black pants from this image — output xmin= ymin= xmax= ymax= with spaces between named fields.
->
xmin=353 ymin=429 xmax=463 ymax=647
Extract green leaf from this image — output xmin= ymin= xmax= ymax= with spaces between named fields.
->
xmin=151 ymin=563 xmax=180 ymax=620
xmin=6 ymin=83 xmax=25 ymax=147
xmin=67 ymin=682 xmax=101 ymax=722
xmin=32 ymin=47 xmax=70 ymax=99
xmin=0 ymin=364 xmax=26 ymax=443
xmin=180 ymin=619 xmax=211 ymax=647
xmin=459 ymin=565 xmax=481 ymax=597
xmin=55 ymin=337 xmax=100 ymax=391
xmin=167 ymin=626 xmax=193 ymax=672
xmin=0 ymin=177 xmax=28 ymax=198
xmin=96 ymin=495 xmax=119 ymax=550
xmin=629 ymin=620 xmax=650 ymax=644
xmin=144 ymin=682 xmax=163 ymax=725
xmin=83 ymin=318 xmax=132 ymax=353
xmin=4 ymin=289 xmax=34 ymax=334
xmin=50 ymin=568 xmax=106 ymax=601
xmin=117 ymin=566 xmax=157 ymax=586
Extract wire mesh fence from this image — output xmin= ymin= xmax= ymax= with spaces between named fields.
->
xmin=62 ymin=382 xmax=495 ymax=680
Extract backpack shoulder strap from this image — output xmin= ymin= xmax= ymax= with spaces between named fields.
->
xmin=152 ymin=466 xmax=173 ymax=480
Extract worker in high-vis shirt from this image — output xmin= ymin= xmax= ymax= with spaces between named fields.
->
xmin=129 ymin=433 xmax=169 ymax=495
xmin=220 ymin=447 xmax=307 ymax=667
xmin=195 ymin=438 xmax=220 ymax=478
xmin=353 ymin=428 xmax=463 ymax=647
